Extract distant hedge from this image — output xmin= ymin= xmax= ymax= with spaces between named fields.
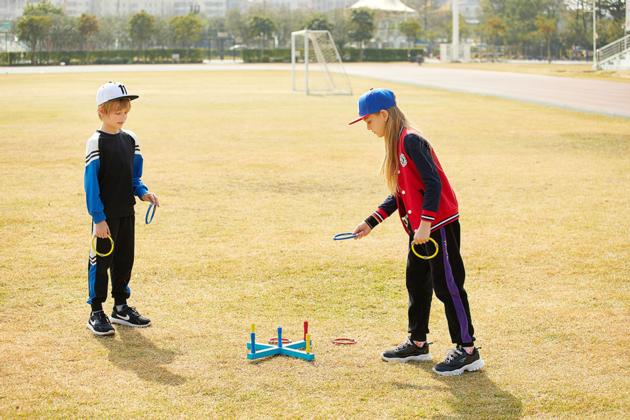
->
xmin=242 ymin=48 xmax=424 ymax=63
xmin=1 ymin=47 xmax=423 ymax=66
xmin=0 ymin=48 xmax=241 ymax=66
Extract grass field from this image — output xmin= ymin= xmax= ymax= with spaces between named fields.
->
xmin=426 ymin=61 xmax=630 ymax=83
xmin=0 ymin=70 xmax=629 ymax=418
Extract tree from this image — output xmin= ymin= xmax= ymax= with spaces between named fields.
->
xmin=208 ymin=16 xmax=227 ymax=58
xmin=207 ymin=16 xmax=226 ymax=38
xmin=129 ymin=10 xmax=155 ymax=53
xmin=596 ymin=15 xmax=626 ymax=46
xmin=170 ymin=14 xmax=204 ymax=49
xmin=399 ymin=18 xmax=422 ymax=51
xmin=536 ymin=15 xmax=557 ymax=62
xmin=48 ymin=14 xmax=80 ymax=52
xmin=481 ymin=0 xmax=565 ymax=58
xmin=247 ymin=16 xmax=276 ymax=51
xmin=560 ymin=1 xmax=591 ymax=58
xmin=483 ymin=15 xmax=507 ymax=44
xmin=152 ymin=17 xmax=172 ymax=49
xmin=226 ymin=9 xmax=248 ymax=44
xmin=599 ymin=0 xmax=626 ymax=21
xmin=16 ymin=16 xmax=52 ymax=63
xmin=22 ymin=0 xmax=63 ymax=17
xmin=305 ymin=15 xmax=333 ymax=32
xmin=15 ymin=1 xmax=62 ymax=63
xmin=93 ymin=16 xmax=131 ymax=50
xmin=348 ymin=9 xmax=374 ymax=61
xmin=596 ymin=0 xmax=626 ymax=45
xmin=267 ymin=7 xmax=308 ymax=48
xmin=331 ymin=9 xmax=350 ymax=49
xmin=482 ymin=15 xmax=507 ymax=59
xmin=78 ymin=14 xmax=99 ymax=51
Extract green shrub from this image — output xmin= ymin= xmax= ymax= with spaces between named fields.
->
xmin=0 ymin=48 xmax=216 ymax=65
xmin=241 ymin=48 xmax=424 ymax=63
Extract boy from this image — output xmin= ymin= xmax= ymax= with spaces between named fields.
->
xmin=84 ymin=81 xmax=159 ymax=336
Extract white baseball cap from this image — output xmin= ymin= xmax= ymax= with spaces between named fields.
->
xmin=96 ymin=81 xmax=139 ymax=106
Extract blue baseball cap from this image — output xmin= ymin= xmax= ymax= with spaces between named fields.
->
xmin=349 ymin=88 xmax=397 ymax=125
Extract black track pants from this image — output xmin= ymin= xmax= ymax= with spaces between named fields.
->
xmin=405 ymin=221 xmax=476 ymax=346
xmin=87 ymin=214 xmax=135 ymax=309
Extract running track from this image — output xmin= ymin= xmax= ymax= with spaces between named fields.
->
xmin=3 ymin=62 xmax=629 ymax=118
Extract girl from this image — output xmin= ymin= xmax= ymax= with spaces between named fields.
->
xmin=349 ymin=88 xmax=484 ymax=376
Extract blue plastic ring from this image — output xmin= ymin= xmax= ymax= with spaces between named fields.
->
xmin=333 ymin=232 xmax=357 ymax=241
xmin=145 ymin=203 xmax=157 ymax=224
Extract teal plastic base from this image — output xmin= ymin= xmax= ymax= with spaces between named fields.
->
xmin=247 ymin=340 xmax=315 ymax=361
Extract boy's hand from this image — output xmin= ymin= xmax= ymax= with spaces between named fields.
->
xmin=353 ymin=222 xmax=372 ymax=239
xmin=94 ymin=221 xmax=110 ymax=238
xmin=141 ymin=192 xmax=160 ymax=207
xmin=413 ymin=220 xmax=432 ymax=245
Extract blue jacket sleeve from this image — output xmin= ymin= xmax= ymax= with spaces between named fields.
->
xmin=133 ymin=154 xmax=149 ymax=198
xmin=129 ymin=132 xmax=149 ymax=198
xmin=84 ymin=136 xmax=106 ymax=223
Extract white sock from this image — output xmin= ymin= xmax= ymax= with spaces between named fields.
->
xmin=116 ymin=305 xmax=126 ymax=311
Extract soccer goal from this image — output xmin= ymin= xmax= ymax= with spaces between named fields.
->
xmin=291 ymin=29 xmax=352 ymax=96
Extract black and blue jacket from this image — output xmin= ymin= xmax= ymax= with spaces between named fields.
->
xmin=84 ymin=129 xmax=149 ymax=223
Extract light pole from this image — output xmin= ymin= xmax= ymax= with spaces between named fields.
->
xmin=592 ymin=0 xmax=597 ymax=69
xmin=0 ymin=23 xmax=10 ymax=66
xmin=452 ymin=0 xmax=459 ymax=61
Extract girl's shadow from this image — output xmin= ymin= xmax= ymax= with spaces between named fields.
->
xmin=96 ymin=327 xmax=186 ymax=386
xmin=396 ymin=363 xmax=523 ymax=419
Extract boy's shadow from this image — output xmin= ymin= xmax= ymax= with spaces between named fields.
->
xmin=97 ymin=327 xmax=186 ymax=386
xmin=398 ymin=364 xmax=523 ymax=419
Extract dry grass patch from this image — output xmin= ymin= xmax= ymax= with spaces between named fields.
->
xmin=0 ymin=70 xmax=628 ymax=418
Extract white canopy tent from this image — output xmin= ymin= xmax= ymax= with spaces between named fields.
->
xmin=349 ymin=0 xmax=416 ymax=48
xmin=349 ymin=0 xmax=415 ymax=13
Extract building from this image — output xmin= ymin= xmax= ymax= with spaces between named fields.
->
xmin=245 ymin=0 xmax=352 ymax=12
xmin=1 ymin=0 xmax=40 ymax=20
xmin=310 ymin=0 xmax=353 ymax=12
xmin=433 ymin=0 xmax=481 ymax=24
xmin=246 ymin=0 xmax=307 ymax=10
xmin=94 ymin=1 xmax=173 ymax=17
xmin=95 ymin=0 xmax=230 ymax=18
xmin=0 ymin=0 xmax=238 ymax=19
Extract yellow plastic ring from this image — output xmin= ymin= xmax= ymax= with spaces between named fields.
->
xmin=411 ymin=237 xmax=439 ymax=260
xmin=91 ymin=235 xmax=114 ymax=257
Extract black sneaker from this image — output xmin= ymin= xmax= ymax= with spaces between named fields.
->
xmin=87 ymin=310 xmax=115 ymax=336
xmin=381 ymin=338 xmax=432 ymax=362
xmin=433 ymin=346 xmax=484 ymax=376
xmin=111 ymin=305 xmax=151 ymax=328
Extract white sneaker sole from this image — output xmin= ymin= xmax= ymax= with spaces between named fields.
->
xmin=381 ymin=353 xmax=433 ymax=363
xmin=432 ymin=358 xmax=485 ymax=376
xmin=86 ymin=322 xmax=115 ymax=336
xmin=110 ymin=317 xmax=151 ymax=328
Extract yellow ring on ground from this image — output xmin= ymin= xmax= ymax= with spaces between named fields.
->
xmin=91 ymin=235 xmax=114 ymax=257
xmin=411 ymin=237 xmax=439 ymax=260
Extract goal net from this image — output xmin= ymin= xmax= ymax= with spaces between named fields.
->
xmin=291 ymin=29 xmax=352 ymax=96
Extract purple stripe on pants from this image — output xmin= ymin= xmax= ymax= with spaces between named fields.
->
xmin=440 ymin=228 xmax=472 ymax=344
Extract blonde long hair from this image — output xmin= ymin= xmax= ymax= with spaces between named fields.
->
xmin=381 ymin=106 xmax=409 ymax=194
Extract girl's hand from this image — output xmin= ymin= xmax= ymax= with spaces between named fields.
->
xmin=141 ymin=192 xmax=160 ymax=207
xmin=413 ymin=220 xmax=432 ymax=245
xmin=353 ymin=222 xmax=372 ymax=239
xmin=94 ymin=220 xmax=111 ymax=238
